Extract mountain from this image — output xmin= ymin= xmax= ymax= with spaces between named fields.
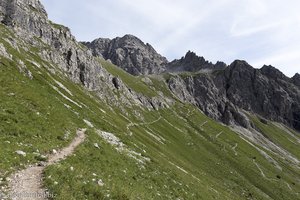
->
xmin=166 ymin=60 xmax=300 ymax=131
xmin=84 ymin=37 xmax=300 ymax=131
xmin=166 ymin=51 xmax=227 ymax=73
xmin=83 ymin=35 xmax=168 ymax=75
xmin=293 ymin=73 xmax=300 ymax=87
xmin=1 ymin=0 xmax=300 ymax=199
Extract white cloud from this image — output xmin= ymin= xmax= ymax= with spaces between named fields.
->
xmin=230 ymin=21 xmax=282 ymax=37
xmin=40 ymin=0 xmax=300 ymax=77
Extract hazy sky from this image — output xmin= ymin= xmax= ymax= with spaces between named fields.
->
xmin=40 ymin=0 xmax=300 ymax=77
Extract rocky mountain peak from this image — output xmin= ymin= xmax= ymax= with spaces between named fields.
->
xmin=0 ymin=0 xmax=75 ymax=47
xmin=82 ymin=38 xmax=111 ymax=58
xmin=292 ymin=73 xmax=300 ymax=87
xmin=83 ymin=34 xmax=168 ymax=75
xmin=0 ymin=0 xmax=47 ymax=27
xmin=214 ymin=61 xmax=227 ymax=69
xmin=260 ymin=65 xmax=287 ymax=80
xmin=117 ymin=34 xmax=143 ymax=44
xmin=229 ymin=60 xmax=252 ymax=69
xmin=184 ymin=50 xmax=202 ymax=60
xmin=183 ymin=51 xmax=211 ymax=66
xmin=166 ymin=51 xmax=226 ymax=73
xmin=224 ymin=60 xmax=255 ymax=78
xmin=294 ymin=73 xmax=300 ymax=78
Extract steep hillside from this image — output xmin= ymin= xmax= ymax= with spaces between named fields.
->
xmin=0 ymin=0 xmax=300 ymax=200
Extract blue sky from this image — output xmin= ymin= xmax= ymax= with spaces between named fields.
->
xmin=40 ymin=0 xmax=300 ymax=77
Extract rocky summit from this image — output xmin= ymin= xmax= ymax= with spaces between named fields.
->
xmin=83 ymin=34 xmax=168 ymax=75
xmin=292 ymin=73 xmax=300 ymax=87
xmin=1 ymin=0 xmax=300 ymax=200
xmin=166 ymin=50 xmax=227 ymax=73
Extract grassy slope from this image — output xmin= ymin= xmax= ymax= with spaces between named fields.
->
xmin=99 ymin=59 xmax=157 ymax=97
xmin=0 ymin=24 xmax=300 ymax=199
xmin=43 ymin=104 xmax=300 ymax=200
xmin=0 ymin=28 xmax=77 ymax=174
xmin=251 ymin=117 xmax=300 ymax=161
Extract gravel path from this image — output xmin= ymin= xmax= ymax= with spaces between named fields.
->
xmin=7 ymin=129 xmax=86 ymax=200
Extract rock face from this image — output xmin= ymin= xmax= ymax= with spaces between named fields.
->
xmin=167 ymin=60 xmax=300 ymax=131
xmin=292 ymin=73 xmax=300 ymax=87
xmin=166 ymin=51 xmax=226 ymax=73
xmin=0 ymin=0 xmax=171 ymax=110
xmin=83 ymin=35 xmax=168 ymax=75
xmin=0 ymin=0 xmax=106 ymax=89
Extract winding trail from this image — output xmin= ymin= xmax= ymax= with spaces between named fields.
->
xmin=232 ymin=143 xmax=238 ymax=156
xmin=215 ymin=131 xmax=223 ymax=139
xmin=253 ymin=159 xmax=278 ymax=182
xmin=126 ymin=116 xmax=162 ymax=134
xmin=199 ymin=121 xmax=208 ymax=131
xmin=7 ymin=129 xmax=86 ymax=200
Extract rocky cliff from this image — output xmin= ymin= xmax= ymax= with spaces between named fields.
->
xmin=167 ymin=60 xmax=300 ymax=131
xmin=83 ymin=35 xmax=168 ymax=75
xmin=0 ymin=0 xmax=107 ymax=89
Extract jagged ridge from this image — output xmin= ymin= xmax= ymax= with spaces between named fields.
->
xmin=166 ymin=50 xmax=227 ymax=73
xmin=167 ymin=60 xmax=300 ymax=131
xmin=84 ymin=34 xmax=300 ymax=131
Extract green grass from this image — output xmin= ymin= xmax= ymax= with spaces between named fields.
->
xmin=43 ymin=103 xmax=300 ymax=200
xmin=147 ymin=75 xmax=174 ymax=98
xmin=99 ymin=59 xmax=158 ymax=97
xmin=251 ymin=116 xmax=300 ymax=161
